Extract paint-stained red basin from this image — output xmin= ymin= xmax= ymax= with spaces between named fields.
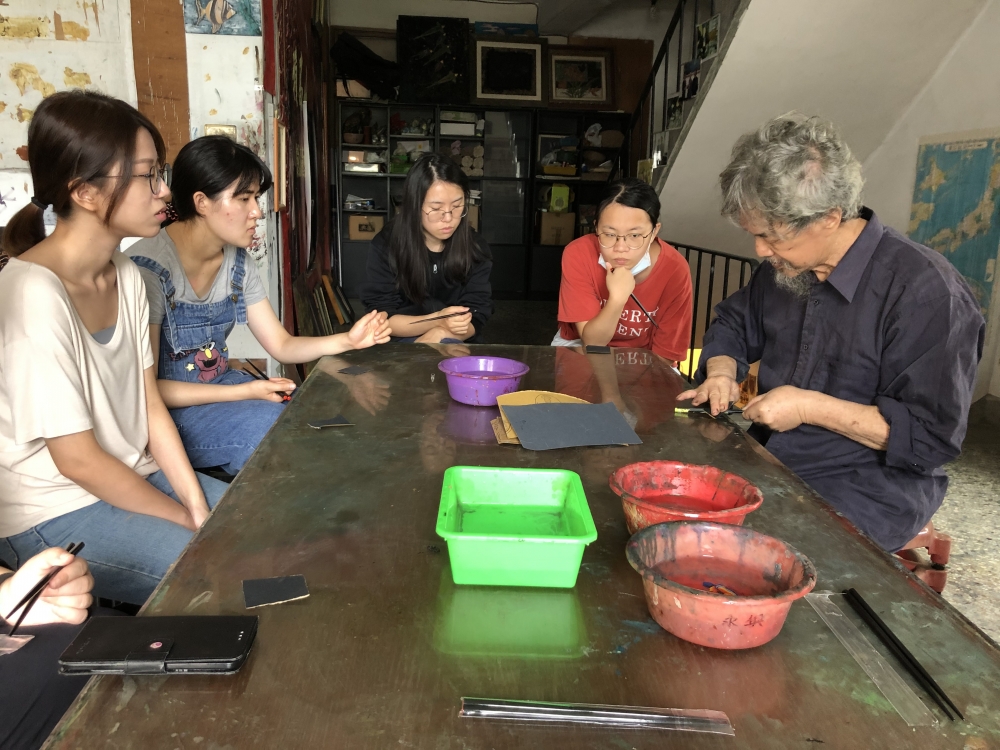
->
xmin=609 ymin=461 xmax=763 ymax=533
xmin=626 ymin=522 xmax=817 ymax=650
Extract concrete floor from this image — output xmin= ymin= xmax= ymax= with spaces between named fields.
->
xmin=485 ymin=301 xmax=1000 ymax=642
xmin=935 ymin=395 xmax=1000 ymax=643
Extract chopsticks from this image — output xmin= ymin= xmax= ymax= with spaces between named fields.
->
xmin=422 ymin=310 xmax=476 ymax=324
xmin=629 ymin=294 xmax=661 ymax=330
xmin=460 ymin=697 xmax=734 ymax=735
xmin=5 ymin=542 xmax=84 ymax=637
xmin=842 ymin=588 xmax=963 ymax=721
xmin=242 ymin=360 xmax=290 ymax=402
xmin=675 ymin=406 xmax=744 ymax=416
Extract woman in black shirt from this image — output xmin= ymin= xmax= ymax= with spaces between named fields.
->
xmin=362 ymin=153 xmax=492 ymax=343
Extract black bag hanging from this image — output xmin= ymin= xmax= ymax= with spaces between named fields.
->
xmin=330 ymin=32 xmax=399 ymax=100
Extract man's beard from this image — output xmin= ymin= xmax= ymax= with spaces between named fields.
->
xmin=769 ymin=258 xmax=814 ymax=298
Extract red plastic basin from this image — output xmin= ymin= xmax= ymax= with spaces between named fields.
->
xmin=626 ymin=522 xmax=817 ymax=650
xmin=609 ymin=461 xmax=763 ymax=533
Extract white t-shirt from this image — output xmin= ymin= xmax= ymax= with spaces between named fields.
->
xmin=0 ymin=252 xmax=159 ymax=538
xmin=127 ymin=229 xmax=268 ymax=328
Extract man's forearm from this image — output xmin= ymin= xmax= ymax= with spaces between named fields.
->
xmin=804 ymin=392 xmax=889 ymax=450
xmin=705 ymin=355 xmax=738 ymax=381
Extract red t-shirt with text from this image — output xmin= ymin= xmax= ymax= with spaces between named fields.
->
xmin=557 ymin=235 xmax=693 ymax=361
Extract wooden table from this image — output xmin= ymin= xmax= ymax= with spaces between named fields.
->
xmin=46 ymin=345 xmax=1000 ymax=748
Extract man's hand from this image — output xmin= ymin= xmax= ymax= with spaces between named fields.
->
xmin=742 ymin=385 xmax=816 ymax=432
xmin=605 ymin=265 xmax=635 ymax=302
xmin=0 ymin=548 xmax=94 ymax=627
xmin=677 ymin=355 xmax=740 ymax=416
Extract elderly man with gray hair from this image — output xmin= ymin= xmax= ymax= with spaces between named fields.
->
xmin=678 ymin=114 xmax=985 ymax=552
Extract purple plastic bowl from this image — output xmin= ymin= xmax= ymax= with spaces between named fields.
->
xmin=437 ymin=356 xmax=530 ymax=406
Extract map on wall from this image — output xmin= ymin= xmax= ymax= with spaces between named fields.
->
xmin=184 ymin=0 xmax=261 ymax=36
xmin=908 ymin=129 xmax=1000 ymax=317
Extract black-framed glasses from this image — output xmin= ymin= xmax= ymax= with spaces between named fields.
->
xmin=422 ymin=204 xmax=468 ymax=222
xmin=596 ymin=228 xmax=656 ymax=249
xmin=93 ymin=163 xmax=171 ymax=194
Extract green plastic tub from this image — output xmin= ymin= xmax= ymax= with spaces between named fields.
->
xmin=435 ymin=466 xmax=598 ymax=588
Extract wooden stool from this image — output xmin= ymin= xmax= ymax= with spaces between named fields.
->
xmin=895 ymin=522 xmax=951 ymax=593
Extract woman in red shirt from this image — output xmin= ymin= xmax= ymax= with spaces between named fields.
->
xmin=553 ymin=178 xmax=693 ymax=364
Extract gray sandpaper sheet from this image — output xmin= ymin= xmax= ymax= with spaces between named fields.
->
xmin=501 ymin=402 xmax=642 ymax=451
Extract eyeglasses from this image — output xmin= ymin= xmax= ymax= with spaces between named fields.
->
xmin=93 ymin=164 xmax=172 ymax=195
xmin=597 ymin=228 xmax=655 ymax=249
xmin=423 ymin=204 xmax=468 ymax=222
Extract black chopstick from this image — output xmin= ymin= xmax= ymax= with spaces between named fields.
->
xmin=629 ymin=294 xmax=661 ymax=330
xmin=243 ymin=360 xmax=290 ymax=401
xmin=422 ymin=310 xmax=475 ymax=324
xmin=6 ymin=542 xmax=84 ymax=637
xmin=842 ymin=588 xmax=963 ymax=721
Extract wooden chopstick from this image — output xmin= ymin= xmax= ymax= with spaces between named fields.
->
xmin=842 ymin=588 xmax=963 ymax=721
xmin=6 ymin=542 xmax=84 ymax=637
xmin=422 ymin=310 xmax=475 ymax=324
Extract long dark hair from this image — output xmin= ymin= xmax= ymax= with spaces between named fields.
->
xmin=170 ymin=136 xmax=273 ymax=221
xmin=1 ymin=90 xmax=165 ymax=257
xmin=388 ymin=153 xmax=484 ymax=304
xmin=596 ymin=177 xmax=661 ymax=227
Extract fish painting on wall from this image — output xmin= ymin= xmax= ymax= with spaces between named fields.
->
xmin=184 ymin=0 xmax=261 ymax=36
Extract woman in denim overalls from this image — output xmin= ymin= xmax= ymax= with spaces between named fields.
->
xmin=129 ymin=136 xmax=391 ymax=476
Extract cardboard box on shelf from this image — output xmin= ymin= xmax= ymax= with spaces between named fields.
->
xmin=467 ymin=205 xmax=480 ymax=231
xmin=348 ymin=215 xmax=385 ymax=241
xmin=343 ymin=150 xmax=366 ymax=163
xmin=540 ymin=212 xmax=576 ymax=246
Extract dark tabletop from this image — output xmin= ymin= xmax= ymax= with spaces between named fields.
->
xmin=45 ymin=345 xmax=1000 ymax=749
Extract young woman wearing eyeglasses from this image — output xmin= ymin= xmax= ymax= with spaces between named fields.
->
xmin=127 ymin=136 xmax=391 ymax=476
xmin=0 ymin=91 xmax=229 ymax=606
xmin=362 ymin=153 xmax=493 ymax=343
xmin=553 ymin=178 xmax=693 ymax=365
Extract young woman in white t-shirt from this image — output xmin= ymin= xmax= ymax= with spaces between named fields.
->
xmin=128 ymin=136 xmax=391 ymax=475
xmin=0 ymin=91 xmax=229 ymax=606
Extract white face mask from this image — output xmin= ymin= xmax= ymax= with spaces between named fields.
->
xmin=598 ymin=247 xmax=652 ymax=276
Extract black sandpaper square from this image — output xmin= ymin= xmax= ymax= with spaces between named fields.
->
xmin=502 ymin=402 xmax=642 ymax=451
xmin=242 ymin=575 xmax=310 ymax=609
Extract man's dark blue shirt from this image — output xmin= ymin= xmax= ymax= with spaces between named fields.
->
xmin=697 ymin=208 xmax=985 ymax=551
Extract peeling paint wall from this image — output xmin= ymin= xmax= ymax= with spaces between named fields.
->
xmin=0 ymin=0 xmax=136 ymax=222
xmin=185 ymin=25 xmax=276 ymax=361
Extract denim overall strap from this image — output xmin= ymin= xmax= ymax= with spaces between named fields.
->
xmin=130 ymin=255 xmax=183 ymax=355
xmin=231 ymin=249 xmax=248 ymax=325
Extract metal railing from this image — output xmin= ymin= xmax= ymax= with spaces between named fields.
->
xmin=669 ymin=240 xmax=758 ymax=378
xmin=616 ymin=0 xmax=721 ymax=180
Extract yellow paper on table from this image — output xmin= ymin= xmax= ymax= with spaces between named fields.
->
xmin=496 ymin=391 xmax=591 ymax=441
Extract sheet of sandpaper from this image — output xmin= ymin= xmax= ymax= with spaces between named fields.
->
xmin=501 ymin=402 xmax=642 ymax=451
xmin=243 ymin=575 xmax=310 ymax=609
xmin=496 ymin=390 xmax=589 ymax=439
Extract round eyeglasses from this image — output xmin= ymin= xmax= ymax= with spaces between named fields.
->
xmin=423 ymin=205 xmax=468 ymax=222
xmin=596 ymin=228 xmax=656 ymax=250
xmin=93 ymin=164 xmax=172 ymax=194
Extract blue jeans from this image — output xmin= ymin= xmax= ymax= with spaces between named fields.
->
xmin=0 ymin=470 xmax=228 ymax=606
xmin=170 ymin=369 xmax=286 ymax=475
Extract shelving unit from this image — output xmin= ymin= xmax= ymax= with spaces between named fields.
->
xmin=333 ymin=100 xmax=629 ymax=300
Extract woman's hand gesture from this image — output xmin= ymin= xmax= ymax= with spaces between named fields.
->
xmin=349 ymin=311 xmax=392 ymax=349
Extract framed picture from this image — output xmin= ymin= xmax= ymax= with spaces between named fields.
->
xmin=547 ymin=47 xmax=614 ymax=109
xmin=398 ymin=16 xmax=469 ymax=105
xmin=667 ymin=96 xmax=683 ymax=130
xmin=696 ymin=14 xmax=721 ymax=60
xmin=681 ymin=59 xmax=701 ymax=100
xmin=537 ymin=133 xmax=572 ymax=160
xmin=472 ymin=38 xmax=546 ymax=105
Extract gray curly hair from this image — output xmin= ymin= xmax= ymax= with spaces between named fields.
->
xmin=719 ymin=113 xmax=864 ymax=233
